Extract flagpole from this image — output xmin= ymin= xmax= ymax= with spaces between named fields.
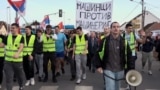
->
xmin=63 ymin=11 xmax=65 ymax=29
xmin=15 ymin=11 xmax=18 ymax=23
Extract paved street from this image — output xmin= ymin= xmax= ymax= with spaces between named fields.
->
xmin=1 ymin=52 xmax=160 ymax=90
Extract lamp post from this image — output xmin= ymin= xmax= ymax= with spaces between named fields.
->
xmin=6 ymin=6 xmax=11 ymax=32
xmin=141 ymin=0 xmax=145 ymax=30
xmin=130 ymin=0 xmax=145 ymax=30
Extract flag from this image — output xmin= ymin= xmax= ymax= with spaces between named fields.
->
xmin=8 ymin=0 xmax=26 ymax=16
xmin=40 ymin=15 xmax=50 ymax=30
xmin=58 ymin=21 xmax=64 ymax=30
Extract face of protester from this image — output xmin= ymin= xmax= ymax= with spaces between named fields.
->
xmin=37 ymin=31 xmax=42 ymax=37
xmin=11 ymin=25 xmax=19 ymax=35
xmin=46 ymin=27 xmax=52 ymax=34
xmin=55 ymin=27 xmax=60 ymax=34
xmin=126 ymin=26 xmax=133 ymax=33
xmin=91 ymin=32 xmax=96 ymax=38
xmin=25 ymin=28 xmax=31 ymax=35
xmin=111 ymin=22 xmax=120 ymax=35
xmin=104 ymin=27 xmax=110 ymax=35
xmin=76 ymin=29 xmax=82 ymax=35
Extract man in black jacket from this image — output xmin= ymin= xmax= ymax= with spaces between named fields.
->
xmin=142 ymin=32 xmax=154 ymax=75
xmin=88 ymin=31 xmax=99 ymax=73
xmin=96 ymin=22 xmax=132 ymax=90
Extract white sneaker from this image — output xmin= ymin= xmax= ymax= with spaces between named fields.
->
xmin=82 ymin=74 xmax=86 ymax=80
xmin=30 ymin=78 xmax=35 ymax=85
xmin=76 ymin=79 xmax=81 ymax=84
xmin=148 ymin=70 xmax=152 ymax=75
xmin=25 ymin=80 xmax=30 ymax=86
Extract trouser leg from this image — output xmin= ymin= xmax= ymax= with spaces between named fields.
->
xmin=142 ymin=52 xmax=148 ymax=69
xmin=75 ymin=54 xmax=81 ymax=79
xmin=23 ymin=56 xmax=30 ymax=80
xmin=50 ymin=52 xmax=56 ymax=79
xmin=37 ymin=54 xmax=44 ymax=77
xmin=43 ymin=52 xmax=49 ymax=79
xmin=0 ymin=57 xmax=4 ymax=84
xmin=4 ymin=61 xmax=14 ymax=90
xmin=81 ymin=54 xmax=87 ymax=75
xmin=148 ymin=52 xmax=152 ymax=70
xmin=13 ymin=62 xmax=25 ymax=87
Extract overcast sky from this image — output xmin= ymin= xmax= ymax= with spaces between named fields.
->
xmin=0 ymin=0 xmax=160 ymax=26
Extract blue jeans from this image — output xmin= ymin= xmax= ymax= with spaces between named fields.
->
xmin=104 ymin=70 xmax=124 ymax=90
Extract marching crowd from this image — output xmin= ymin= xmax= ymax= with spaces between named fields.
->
xmin=0 ymin=21 xmax=159 ymax=90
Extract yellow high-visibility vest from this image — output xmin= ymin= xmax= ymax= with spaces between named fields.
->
xmin=129 ymin=32 xmax=136 ymax=55
xmin=100 ymin=35 xmax=105 ymax=40
xmin=5 ymin=35 xmax=23 ymax=62
xmin=68 ymin=38 xmax=72 ymax=48
xmin=75 ymin=34 xmax=88 ymax=54
xmin=43 ymin=33 xmax=55 ymax=52
xmin=23 ymin=35 xmax=35 ymax=56
xmin=0 ymin=37 xmax=4 ymax=57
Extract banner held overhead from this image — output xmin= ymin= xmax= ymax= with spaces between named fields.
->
xmin=76 ymin=0 xmax=113 ymax=31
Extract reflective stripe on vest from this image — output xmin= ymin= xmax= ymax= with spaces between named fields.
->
xmin=43 ymin=34 xmax=55 ymax=52
xmin=0 ymin=37 xmax=4 ymax=57
xmin=23 ymin=35 xmax=35 ymax=56
xmin=99 ymin=39 xmax=106 ymax=60
xmin=101 ymin=35 xmax=104 ymax=40
xmin=125 ymin=40 xmax=128 ymax=69
xmin=68 ymin=38 xmax=72 ymax=48
xmin=5 ymin=35 xmax=23 ymax=62
xmin=129 ymin=32 xmax=136 ymax=55
xmin=75 ymin=34 xmax=88 ymax=54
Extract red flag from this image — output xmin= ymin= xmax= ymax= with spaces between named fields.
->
xmin=58 ymin=22 xmax=64 ymax=30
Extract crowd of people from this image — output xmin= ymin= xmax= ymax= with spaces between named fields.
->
xmin=0 ymin=21 xmax=159 ymax=90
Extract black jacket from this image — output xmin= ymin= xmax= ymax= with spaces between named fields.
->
xmin=34 ymin=37 xmax=43 ymax=54
xmin=95 ymin=35 xmax=132 ymax=70
xmin=88 ymin=37 xmax=99 ymax=55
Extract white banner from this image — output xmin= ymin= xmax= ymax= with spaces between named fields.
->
xmin=76 ymin=1 xmax=113 ymax=32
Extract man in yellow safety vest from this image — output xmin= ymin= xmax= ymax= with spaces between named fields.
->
xmin=0 ymin=23 xmax=25 ymax=90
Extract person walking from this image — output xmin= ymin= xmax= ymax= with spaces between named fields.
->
xmin=34 ymin=29 xmax=44 ymax=81
xmin=0 ymin=33 xmax=5 ymax=88
xmin=55 ymin=26 xmax=67 ymax=77
xmin=0 ymin=23 xmax=25 ymax=90
xmin=141 ymin=32 xmax=154 ymax=75
xmin=88 ymin=31 xmax=99 ymax=73
xmin=42 ymin=25 xmax=57 ymax=83
xmin=73 ymin=26 xmax=88 ymax=84
xmin=23 ymin=26 xmax=36 ymax=86
xmin=96 ymin=22 xmax=132 ymax=90
xmin=66 ymin=32 xmax=76 ymax=81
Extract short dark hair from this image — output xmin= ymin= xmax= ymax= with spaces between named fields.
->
xmin=11 ymin=23 xmax=19 ymax=28
xmin=110 ymin=22 xmax=118 ymax=28
xmin=46 ymin=25 xmax=52 ymax=28
xmin=125 ymin=23 xmax=133 ymax=28
xmin=55 ymin=25 xmax=59 ymax=29
xmin=36 ymin=29 xmax=42 ymax=33
xmin=25 ymin=25 xmax=32 ymax=30
xmin=76 ymin=26 xmax=82 ymax=31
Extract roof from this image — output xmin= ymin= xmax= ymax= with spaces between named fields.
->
xmin=121 ymin=11 xmax=160 ymax=26
xmin=145 ymin=22 xmax=160 ymax=32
